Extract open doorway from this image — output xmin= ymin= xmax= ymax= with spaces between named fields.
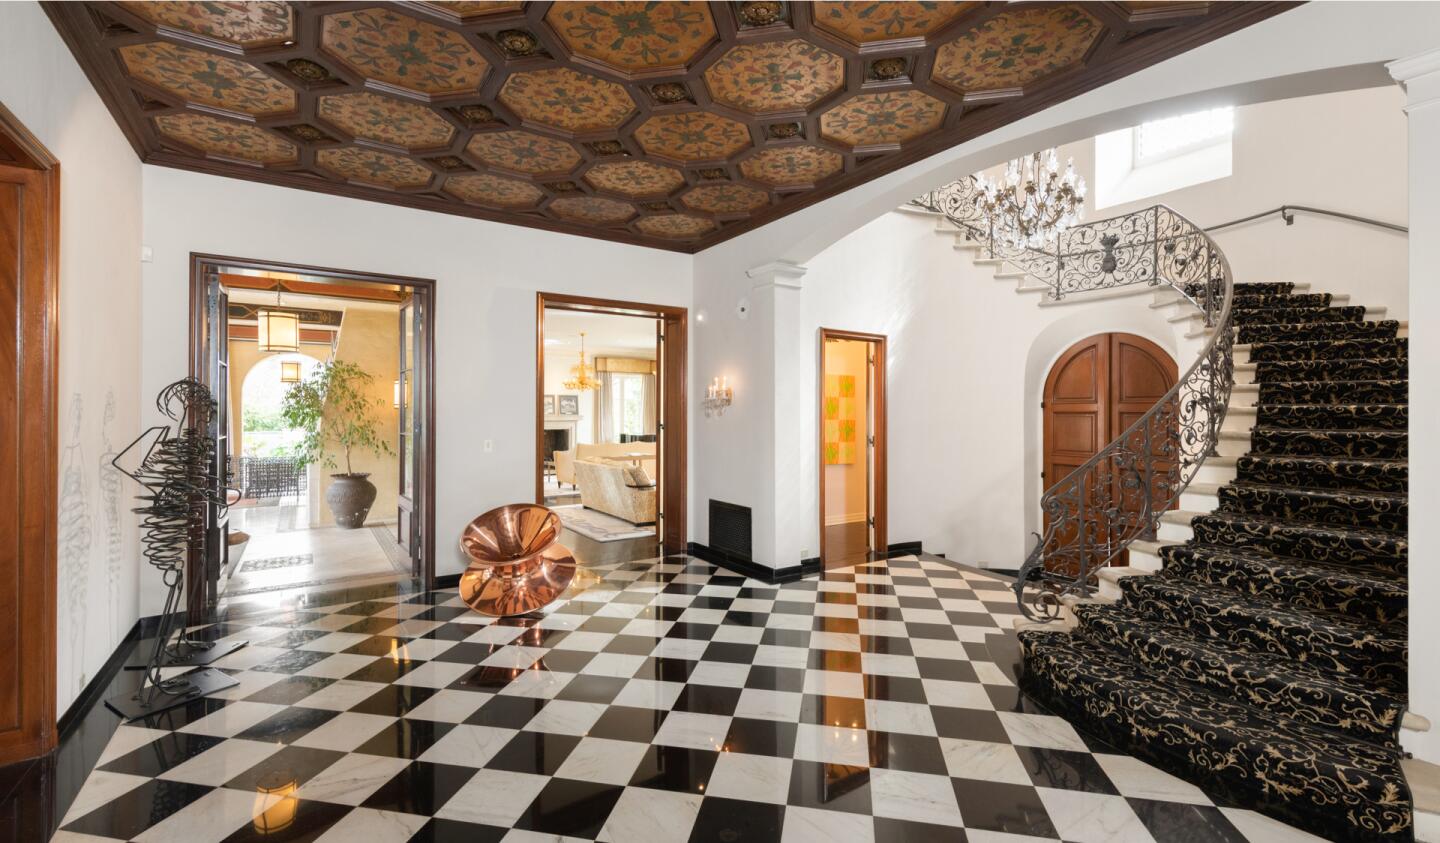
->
xmin=537 ymin=293 xmax=687 ymax=557
xmin=819 ymin=329 xmax=887 ymax=568
xmin=190 ymin=255 xmax=435 ymax=617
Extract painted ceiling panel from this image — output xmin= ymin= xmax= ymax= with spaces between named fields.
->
xmin=45 ymin=0 xmax=1286 ymax=252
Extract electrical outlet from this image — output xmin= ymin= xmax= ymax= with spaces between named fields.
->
xmin=483 ymin=440 xmax=493 ymax=452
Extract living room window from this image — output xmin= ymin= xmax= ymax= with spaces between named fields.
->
xmin=1094 ymin=106 xmax=1234 ymax=209
xmin=615 ymin=373 xmax=648 ymax=438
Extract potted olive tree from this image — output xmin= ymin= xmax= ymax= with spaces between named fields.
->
xmin=281 ymin=360 xmax=394 ymax=529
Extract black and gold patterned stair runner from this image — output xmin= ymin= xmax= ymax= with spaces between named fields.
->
xmin=1019 ymin=282 xmax=1412 ymax=842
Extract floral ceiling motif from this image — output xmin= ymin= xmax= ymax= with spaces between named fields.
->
xmin=703 ymin=39 xmax=845 ymax=114
xmin=740 ymin=145 xmax=844 ymax=188
xmin=544 ymin=1 xmax=717 ymax=73
xmin=153 ymin=113 xmax=296 ymax=164
xmin=811 ymin=1 xmax=978 ymax=44
xmin=820 ymin=90 xmax=947 ymax=147
xmin=320 ymin=7 xmax=489 ymax=95
xmin=119 ymin=1 xmax=295 ymax=47
xmin=584 ymin=161 xmax=686 ymax=198
xmin=636 ymin=214 xmax=718 ymax=240
xmin=465 ymin=130 xmax=582 ymax=177
xmin=633 ymin=111 xmax=752 ymax=162
xmin=118 ymin=42 xmax=296 ymax=116
xmin=681 ymin=183 xmax=770 ymax=215
xmin=499 ymin=68 xmax=636 ymax=133
xmin=549 ymin=196 xmax=637 ymax=225
xmin=316 ymin=147 xmax=433 ymax=189
xmin=55 ymin=0 xmax=1272 ymax=250
xmin=932 ymin=5 xmax=1102 ymax=94
xmin=444 ymin=173 xmax=545 ymax=208
xmin=318 ymin=92 xmax=456 ymax=149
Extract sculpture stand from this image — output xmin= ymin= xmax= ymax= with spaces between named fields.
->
xmin=460 ymin=504 xmax=576 ymax=617
xmin=104 ymin=379 xmax=241 ymax=721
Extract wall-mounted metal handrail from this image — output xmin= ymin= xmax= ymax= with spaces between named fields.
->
xmin=1206 ymin=204 xmax=1408 ymax=235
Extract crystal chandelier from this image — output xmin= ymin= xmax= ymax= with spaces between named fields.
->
xmin=563 ymin=332 xmax=600 ymax=391
xmin=973 ymin=149 xmax=1086 ymax=250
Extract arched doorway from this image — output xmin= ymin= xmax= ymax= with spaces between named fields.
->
xmin=1042 ymin=333 xmax=1177 ymax=571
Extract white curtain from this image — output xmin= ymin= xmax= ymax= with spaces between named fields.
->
xmin=640 ymin=372 xmax=657 ymax=435
xmin=597 ymin=371 xmax=624 ymax=443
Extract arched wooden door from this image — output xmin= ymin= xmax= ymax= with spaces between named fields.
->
xmin=1042 ymin=333 xmax=1177 ymax=573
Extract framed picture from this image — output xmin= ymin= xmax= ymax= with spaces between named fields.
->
xmin=557 ymin=394 xmax=580 ymax=416
xmin=543 ymin=394 xmax=556 ymax=415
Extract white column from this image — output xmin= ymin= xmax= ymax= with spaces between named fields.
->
xmin=746 ymin=260 xmax=808 ymax=570
xmin=1389 ymin=48 xmax=1440 ymax=765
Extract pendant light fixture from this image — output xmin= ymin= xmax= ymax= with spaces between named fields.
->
xmin=279 ymin=360 xmax=301 ymax=383
xmin=257 ymin=284 xmax=300 ymax=353
xmin=563 ymin=332 xmax=600 ymax=391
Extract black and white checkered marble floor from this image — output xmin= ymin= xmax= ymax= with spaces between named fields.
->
xmin=52 ymin=555 xmax=1324 ymax=842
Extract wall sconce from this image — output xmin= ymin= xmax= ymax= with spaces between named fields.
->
xmin=393 ymin=379 xmax=401 ymax=409
xmin=279 ymin=360 xmax=300 ymax=383
xmin=703 ymin=376 xmax=732 ymax=417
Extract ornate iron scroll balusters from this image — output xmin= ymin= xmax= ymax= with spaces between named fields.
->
xmin=108 ymin=378 xmax=239 ymax=716
xmin=912 ymin=186 xmax=1235 ymax=621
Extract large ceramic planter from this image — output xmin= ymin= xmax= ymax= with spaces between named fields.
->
xmin=326 ymin=472 xmax=377 ymax=529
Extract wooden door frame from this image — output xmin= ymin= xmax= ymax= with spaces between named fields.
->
xmin=536 ymin=293 xmax=687 ymax=554
xmin=817 ymin=328 xmax=887 ymax=567
xmin=0 ymin=101 xmax=60 ymax=765
xmin=188 ymin=254 xmax=438 ymax=621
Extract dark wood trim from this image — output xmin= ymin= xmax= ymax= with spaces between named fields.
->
xmin=0 ymin=108 xmax=60 ymax=766
xmin=537 ymin=292 xmax=687 ymax=554
xmin=41 ymin=0 xmax=1297 ymax=255
xmin=187 ymin=253 xmax=438 ymax=623
xmin=686 ymin=542 xmax=821 ymax=584
xmin=817 ymin=328 xmax=887 ymax=569
xmin=217 ymin=273 xmax=407 ymax=302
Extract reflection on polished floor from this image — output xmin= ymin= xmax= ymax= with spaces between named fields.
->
xmin=226 ymin=500 xmax=409 ymax=600
xmin=47 ymin=552 xmax=1324 ymax=842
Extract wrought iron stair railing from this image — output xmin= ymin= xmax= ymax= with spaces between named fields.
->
xmin=912 ymin=179 xmax=1235 ymax=621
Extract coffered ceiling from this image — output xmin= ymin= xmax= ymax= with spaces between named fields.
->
xmin=45 ymin=1 xmax=1292 ymax=253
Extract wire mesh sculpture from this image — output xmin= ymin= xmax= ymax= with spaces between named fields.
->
xmin=110 ymin=377 xmax=236 ymax=713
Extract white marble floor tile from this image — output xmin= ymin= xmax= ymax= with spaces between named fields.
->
xmin=1220 ymin=808 xmax=1330 ymax=842
xmin=922 ymin=679 xmax=995 ymax=710
xmin=418 ymin=723 xmax=517 ymax=768
xmin=312 ymin=807 xmax=430 ymax=842
xmin=93 ymin=726 xmax=170 ymax=766
xmin=481 ymin=645 xmax=549 ymax=670
xmin=579 ymin=653 xmax=647 ymax=678
xmin=802 ymin=669 xmax=864 ymax=699
xmin=751 ymin=645 xmax=810 ymax=669
xmin=939 ymin=737 xmax=1032 ymax=786
xmin=293 ymin=753 xmax=411 ymax=806
xmin=869 ymin=768 xmax=964 ymax=827
xmin=435 ymin=768 xmax=550 ymax=826
xmin=300 ymin=631 xmax=377 ymax=653
xmin=809 ymin=631 xmax=861 ymax=652
xmin=792 ymin=723 xmax=869 ymax=766
xmin=404 ymin=688 xmax=492 ymax=723
xmin=998 ymin=712 xmax=1089 ymax=752
xmin=864 ymin=699 xmax=937 ymax=736
xmin=686 ymin=660 xmax=751 ymax=688
xmin=299 ymin=653 xmax=384 ymax=679
xmin=549 ymin=631 xmax=616 ymax=652
xmin=497 ymin=668 xmax=572 ymax=699
xmin=596 ymin=786 xmax=702 ymax=843
xmin=133 ymin=784 xmax=277 ymax=843
xmin=706 ymin=752 xmax=792 ymax=804
xmin=391 ymin=659 xmax=474 ymax=689
xmin=709 ymin=625 xmax=765 ymax=645
xmin=611 ymin=678 xmax=684 ymax=711
xmin=158 ymin=738 xmax=283 ymax=786
xmin=860 ymin=653 xmax=920 ymax=678
xmin=733 ymin=688 xmax=803 ymax=722
xmin=1036 ymin=787 xmax=1156 ymax=843
xmin=554 ymin=737 xmax=651 ymax=785
xmin=781 ymin=805 xmax=875 ymax=843
xmin=652 ymin=711 xmax=732 ymax=751
xmin=1094 ymin=753 xmax=1211 ymax=804
xmin=522 ymin=700 xmax=608 ymax=736
xmin=60 ymin=771 xmax=151 ymax=825
xmin=294 ymin=679 xmax=388 ymax=711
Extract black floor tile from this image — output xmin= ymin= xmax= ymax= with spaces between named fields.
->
xmin=759 ymin=628 xmax=810 ymax=648
xmin=350 ymin=683 xmax=439 ymax=718
xmin=862 ymin=674 xmax=927 ymax=704
xmin=702 ymin=642 xmax=758 ymax=664
xmin=451 ymin=665 xmax=529 ymax=693
xmin=873 ymin=816 xmax=969 ymax=843
xmin=602 ymin=633 xmax=661 ymax=656
xmin=220 ymin=797 xmax=354 ymax=842
xmin=951 ymin=778 xmax=1059 ymax=837
xmin=859 ymin=635 xmax=913 ymax=656
xmin=931 ymin=707 xmax=1009 ymax=743
xmin=342 ymin=635 xmax=413 ymax=656
xmin=97 ymin=732 xmax=225 ymax=777
xmin=1128 ymin=798 xmax=1250 ymax=842
xmin=409 ymin=816 xmax=509 ymax=842
xmin=807 ymin=649 xmax=863 ymax=673
xmin=555 ymin=674 xmax=627 ymax=704
xmin=915 ymin=657 xmax=979 ymax=683
xmin=236 ymin=706 xmax=341 ymax=745
xmin=628 ymin=744 xmax=719 ymax=794
xmin=245 ymin=676 xmax=336 ymax=706
xmin=539 ymin=649 xmax=598 ymax=673
xmin=223 ymin=745 xmax=347 ymax=791
xmin=723 ymin=718 xmax=797 ymax=758
xmin=514 ymin=778 xmax=625 ymax=838
xmin=798 ymin=693 xmax=866 ymax=729
xmin=485 ymin=731 xmax=580 ymax=775
xmin=353 ymin=718 xmax=455 ymax=759
xmin=634 ymin=656 xmax=701 ymax=683
xmin=587 ymin=705 xmax=669 ymax=743
xmin=430 ymin=642 xmax=503 ymax=665
xmin=745 ymin=666 xmax=806 ymax=693
xmin=360 ymin=760 xmax=476 ymax=814
xmin=672 ymin=684 xmax=742 ymax=717
xmin=788 ymin=760 xmax=871 ymax=814
xmin=869 ymin=731 xmax=949 ymax=775
xmin=60 ymin=778 xmax=212 ymax=840
xmin=344 ymin=657 xmax=423 ymax=683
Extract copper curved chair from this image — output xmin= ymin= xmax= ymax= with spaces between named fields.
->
xmin=459 ymin=504 xmax=576 ymax=617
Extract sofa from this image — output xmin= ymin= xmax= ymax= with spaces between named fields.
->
xmin=573 ymin=458 xmax=657 ymax=525
xmin=554 ymin=441 xmax=656 ymax=488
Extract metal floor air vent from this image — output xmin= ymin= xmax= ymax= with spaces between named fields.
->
xmin=708 ymin=500 xmax=752 ymax=561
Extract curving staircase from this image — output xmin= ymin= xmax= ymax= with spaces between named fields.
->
xmin=1020 ymin=282 xmax=1413 ymax=841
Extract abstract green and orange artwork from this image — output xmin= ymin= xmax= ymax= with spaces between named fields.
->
xmin=823 ymin=374 xmax=857 ymax=465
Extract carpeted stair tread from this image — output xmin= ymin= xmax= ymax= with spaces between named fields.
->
xmin=1256 ymin=404 xmax=1406 ymax=431
xmin=1251 ymin=427 xmax=1407 ymax=460
xmin=1233 ymin=305 xmax=1368 ymax=326
xmin=1188 ymin=510 xmax=1406 ymax=574
xmin=1070 ymin=602 xmax=1406 ymax=747
xmin=1159 ymin=542 xmax=1406 ymax=624
xmin=1255 ymin=357 xmax=1406 ymax=382
xmin=1239 ymin=321 xmax=1401 ymax=345
xmin=1232 ymin=292 xmax=1333 ymax=309
xmin=1256 ymin=380 xmax=1407 ymax=405
xmin=1217 ymin=482 xmax=1406 ymax=534
xmin=1235 ymin=454 xmax=1407 ymax=494
xmin=1188 ymin=281 xmax=1294 ymax=296
xmin=1118 ymin=575 xmax=1407 ymax=690
xmin=1247 ymin=336 xmax=1405 ymax=361
xmin=1020 ymin=631 xmax=1412 ymax=843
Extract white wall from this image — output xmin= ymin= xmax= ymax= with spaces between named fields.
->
xmin=1058 ymin=86 xmax=1410 ymax=319
xmin=0 ymin=3 xmax=144 ymax=714
xmin=140 ymin=167 xmax=691 ymax=613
